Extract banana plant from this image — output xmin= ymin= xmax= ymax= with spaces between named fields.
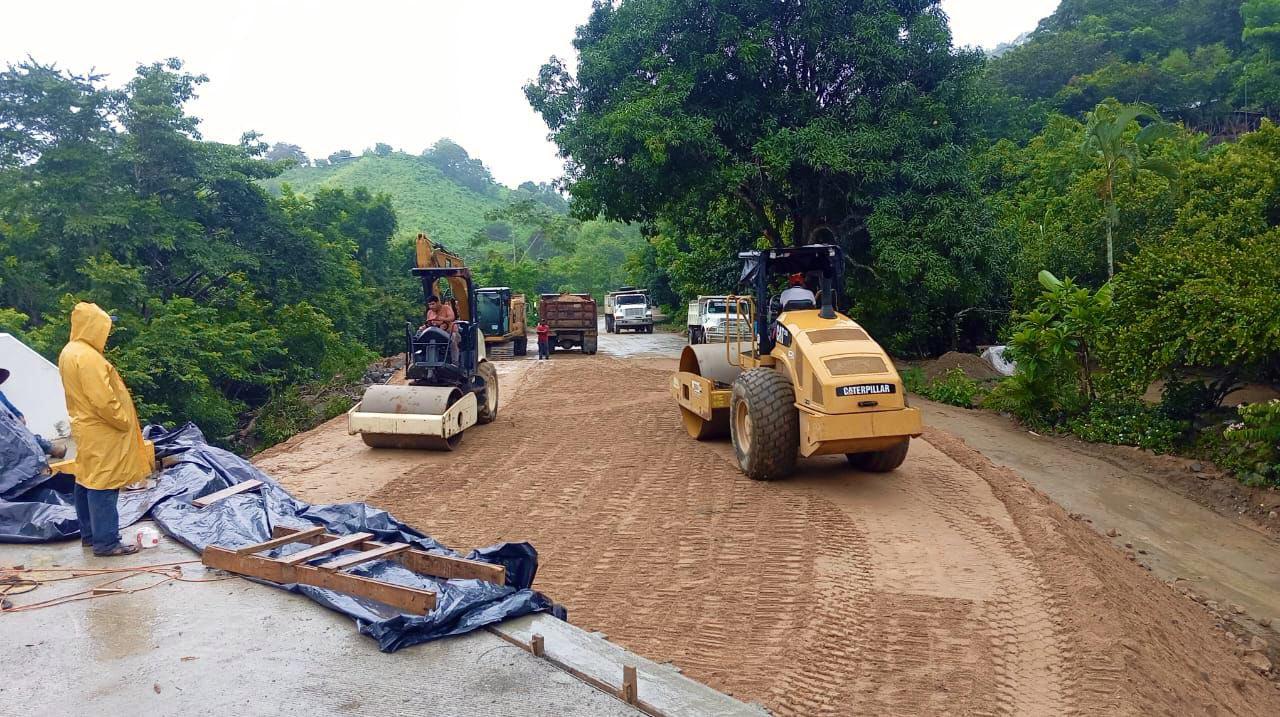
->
xmin=1081 ymin=101 xmax=1180 ymax=278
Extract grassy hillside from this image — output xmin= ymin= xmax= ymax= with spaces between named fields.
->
xmin=262 ymin=152 xmax=512 ymax=249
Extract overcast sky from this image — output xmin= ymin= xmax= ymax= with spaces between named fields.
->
xmin=1 ymin=0 xmax=1059 ymax=186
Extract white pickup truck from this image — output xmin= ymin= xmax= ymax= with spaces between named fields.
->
xmin=686 ymin=296 xmax=751 ymax=345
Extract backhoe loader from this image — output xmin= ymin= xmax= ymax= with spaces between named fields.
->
xmin=671 ymin=244 xmax=921 ymax=480
xmin=346 ymin=234 xmax=499 ymax=450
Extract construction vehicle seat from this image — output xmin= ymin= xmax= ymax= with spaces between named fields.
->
xmin=782 ymin=298 xmax=817 ymax=311
xmin=413 ymin=326 xmax=455 ymax=364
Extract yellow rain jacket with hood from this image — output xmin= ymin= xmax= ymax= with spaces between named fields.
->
xmin=58 ymin=302 xmax=153 ymax=490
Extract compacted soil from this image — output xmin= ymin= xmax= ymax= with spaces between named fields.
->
xmin=257 ymin=341 xmax=1279 ymax=715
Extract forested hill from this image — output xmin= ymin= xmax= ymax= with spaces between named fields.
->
xmin=260 ymin=139 xmax=647 ymax=315
xmin=262 ymin=142 xmax=567 ymax=250
xmin=984 ymin=0 xmax=1280 ymax=139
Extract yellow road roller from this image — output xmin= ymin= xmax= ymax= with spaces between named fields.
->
xmin=672 ymin=244 xmax=922 ymax=480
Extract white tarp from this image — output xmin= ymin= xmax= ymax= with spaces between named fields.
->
xmin=0 ymin=333 xmax=72 ymax=442
xmin=981 ymin=345 xmax=1017 ymax=377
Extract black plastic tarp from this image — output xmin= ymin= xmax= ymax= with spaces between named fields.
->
xmin=0 ymin=423 xmax=557 ymax=651
xmin=0 ymin=410 xmax=49 ymax=501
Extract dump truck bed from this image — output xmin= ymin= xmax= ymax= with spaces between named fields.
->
xmin=538 ymin=293 xmax=597 ymax=329
xmin=538 ymin=293 xmax=598 ymax=353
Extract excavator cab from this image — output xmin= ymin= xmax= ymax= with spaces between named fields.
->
xmin=672 ymin=243 xmax=922 ymax=481
xmin=474 ymin=287 xmax=529 ymax=356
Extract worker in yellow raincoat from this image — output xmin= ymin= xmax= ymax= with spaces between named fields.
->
xmin=58 ymin=302 xmax=154 ymax=556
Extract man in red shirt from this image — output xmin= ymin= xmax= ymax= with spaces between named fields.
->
xmin=536 ymin=318 xmax=551 ymax=360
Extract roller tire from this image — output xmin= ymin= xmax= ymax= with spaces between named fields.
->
xmin=847 ymin=439 xmax=909 ymax=473
xmin=476 ymin=361 xmax=499 ymax=424
xmin=730 ymin=369 xmax=798 ymax=481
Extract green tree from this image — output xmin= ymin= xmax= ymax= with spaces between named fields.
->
xmin=1106 ymin=120 xmax=1280 ymax=401
xmin=266 ymin=142 xmax=308 ymax=165
xmin=0 ymin=58 xmax=395 ymax=445
xmin=1244 ymin=0 xmax=1280 ymax=54
xmin=982 ymin=0 xmax=1255 ymax=136
xmin=1081 ymin=101 xmax=1180 ymax=277
xmin=527 ymin=0 xmax=1002 ymax=353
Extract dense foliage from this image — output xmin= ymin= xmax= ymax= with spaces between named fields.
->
xmin=527 ymin=0 xmax=1009 ymax=354
xmin=0 ymin=60 xmax=411 ymax=443
xmin=982 ymin=0 xmax=1280 ymax=139
xmin=266 ymin=145 xmax=646 ymax=310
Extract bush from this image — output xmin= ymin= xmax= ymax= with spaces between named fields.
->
xmin=903 ymin=367 xmax=987 ymax=408
xmin=901 ymin=367 xmax=928 ymax=394
xmin=925 ymin=369 xmax=987 ymax=408
xmin=993 ymin=271 xmax=1111 ymax=422
xmin=1065 ymin=398 xmax=1188 ymax=453
xmin=1157 ymin=379 xmax=1221 ymax=420
xmin=1222 ymin=399 xmax=1280 ymax=486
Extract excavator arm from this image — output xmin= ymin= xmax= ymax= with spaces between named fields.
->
xmin=414 ymin=233 xmax=472 ymax=321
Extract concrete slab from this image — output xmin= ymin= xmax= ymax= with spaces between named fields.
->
xmin=492 ymin=614 xmax=770 ymax=717
xmin=0 ymin=527 xmax=643 ymax=717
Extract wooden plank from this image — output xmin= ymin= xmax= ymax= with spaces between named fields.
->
xmin=278 ymin=532 xmax=373 ymax=565
xmin=192 ymin=479 xmax=264 ymax=508
xmin=397 ymin=551 xmax=506 ymax=584
xmin=622 ymin=665 xmax=638 ymax=705
xmin=319 ymin=542 xmax=410 ymax=571
xmin=270 ymin=526 xmax=506 ymax=584
xmin=202 ymin=546 xmax=436 ymax=614
xmin=531 ymin=633 xmax=545 ymax=657
xmin=234 ymin=525 xmax=326 ymax=555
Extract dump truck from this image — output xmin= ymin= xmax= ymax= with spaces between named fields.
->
xmin=346 ymin=234 xmax=499 ymax=450
xmin=604 ymin=287 xmax=653 ymax=334
xmin=671 ymin=244 xmax=921 ymax=480
xmin=474 ymin=287 xmax=527 ymax=356
xmin=538 ymin=293 xmax=598 ymax=354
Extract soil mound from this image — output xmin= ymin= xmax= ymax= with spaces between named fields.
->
xmin=924 ymin=351 xmax=1002 ymax=381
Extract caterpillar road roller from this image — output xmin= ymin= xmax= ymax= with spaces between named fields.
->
xmin=347 ymin=234 xmax=499 ymax=450
xmin=672 ymin=244 xmax=922 ymax=480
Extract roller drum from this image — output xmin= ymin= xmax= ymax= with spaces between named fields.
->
xmin=358 ymin=385 xmax=464 ymax=450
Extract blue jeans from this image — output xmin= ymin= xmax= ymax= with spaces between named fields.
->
xmin=538 ymin=339 xmax=550 ymax=359
xmin=74 ymin=484 xmax=123 ymax=553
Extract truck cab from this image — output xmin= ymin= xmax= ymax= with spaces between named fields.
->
xmin=605 ymin=287 xmax=654 ymax=334
xmin=686 ymin=295 xmax=751 ymax=345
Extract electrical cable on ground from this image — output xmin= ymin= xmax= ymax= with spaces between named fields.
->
xmin=0 ymin=560 xmax=235 ymax=614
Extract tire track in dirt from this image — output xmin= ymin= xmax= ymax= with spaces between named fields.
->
xmin=369 ymin=358 xmax=818 ymax=703
xmin=269 ymin=355 xmax=1280 ymax=716
xmin=908 ymin=460 xmax=1077 ymax=715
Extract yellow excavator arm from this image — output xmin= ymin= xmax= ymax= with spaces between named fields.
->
xmin=414 ymin=232 xmax=472 ymax=321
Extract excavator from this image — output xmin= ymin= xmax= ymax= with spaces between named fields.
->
xmin=346 ymin=234 xmax=499 ymax=450
xmin=671 ymin=244 xmax=922 ymax=480
xmin=474 ymin=287 xmax=528 ymax=356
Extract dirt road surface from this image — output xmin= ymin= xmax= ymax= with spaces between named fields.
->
xmin=257 ymin=330 xmax=1280 ymax=715
xmin=922 ymin=399 xmax=1280 ymax=633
